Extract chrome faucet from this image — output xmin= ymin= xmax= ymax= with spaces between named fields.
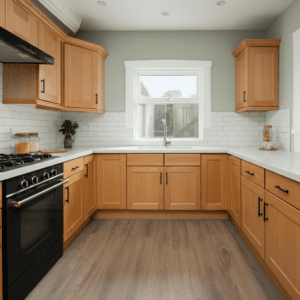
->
xmin=160 ymin=119 xmax=171 ymax=147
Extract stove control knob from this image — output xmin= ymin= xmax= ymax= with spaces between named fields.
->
xmin=31 ymin=176 xmax=39 ymax=184
xmin=51 ymin=169 xmax=57 ymax=177
xmin=43 ymin=172 xmax=50 ymax=180
xmin=20 ymin=179 xmax=29 ymax=189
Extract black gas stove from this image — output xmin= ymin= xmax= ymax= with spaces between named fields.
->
xmin=0 ymin=153 xmax=57 ymax=172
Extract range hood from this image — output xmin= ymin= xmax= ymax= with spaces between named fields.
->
xmin=0 ymin=27 xmax=54 ymax=64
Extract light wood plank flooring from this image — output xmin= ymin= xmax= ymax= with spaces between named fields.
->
xmin=26 ymin=219 xmax=283 ymax=300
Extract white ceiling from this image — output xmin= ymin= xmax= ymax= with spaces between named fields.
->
xmin=62 ymin=0 xmax=294 ymax=31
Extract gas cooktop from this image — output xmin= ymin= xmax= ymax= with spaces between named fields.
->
xmin=0 ymin=153 xmax=58 ymax=172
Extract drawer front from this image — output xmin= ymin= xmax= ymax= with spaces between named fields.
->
xmin=64 ymin=157 xmax=84 ymax=179
xmin=165 ymin=154 xmax=200 ymax=166
xmin=83 ymin=155 xmax=94 ymax=165
xmin=265 ymin=170 xmax=300 ymax=210
xmin=241 ymin=160 xmax=264 ymax=188
xmin=127 ymin=154 xmax=163 ymax=166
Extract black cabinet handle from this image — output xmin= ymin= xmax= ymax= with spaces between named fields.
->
xmin=41 ymin=79 xmax=45 ymax=93
xmin=243 ymin=91 xmax=246 ymax=102
xmin=85 ymin=164 xmax=89 ymax=178
xmin=275 ymin=185 xmax=289 ymax=194
xmin=166 ymin=173 xmax=168 ymax=185
xmin=96 ymin=94 xmax=98 ymax=104
xmin=65 ymin=187 xmax=69 ymax=203
xmin=160 ymin=172 xmax=162 ymax=184
xmin=245 ymin=170 xmax=254 ymax=176
xmin=258 ymin=197 xmax=263 ymax=217
xmin=72 ymin=166 xmax=80 ymax=171
xmin=264 ymin=203 xmax=268 ymax=222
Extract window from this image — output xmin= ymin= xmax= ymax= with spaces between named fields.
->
xmin=124 ymin=60 xmax=212 ymax=141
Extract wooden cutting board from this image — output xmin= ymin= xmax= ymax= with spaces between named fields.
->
xmin=40 ymin=150 xmax=68 ymax=153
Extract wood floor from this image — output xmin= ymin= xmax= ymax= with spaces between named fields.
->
xmin=26 ymin=219 xmax=283 ymax=300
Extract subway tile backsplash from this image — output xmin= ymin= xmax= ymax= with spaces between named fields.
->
xmin=0 ymin=62 xmax=291 ymax=153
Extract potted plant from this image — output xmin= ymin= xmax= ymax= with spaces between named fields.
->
xmin=59 ymin=120 xmax=79 ymax=148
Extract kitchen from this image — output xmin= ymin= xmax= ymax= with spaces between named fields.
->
xmin=0 ymin=0 xmax=300 ymax=299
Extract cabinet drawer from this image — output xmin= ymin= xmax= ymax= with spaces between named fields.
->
xmin=265 ymin=170 xmax=300 ymax=210
xmin=64 ymin=157 xmax=84 ymax=179
xmin=83 ymin=155 xmax=94 ymax=165
xmin=241 ymin=160 xmax=264 ymax=188
xmin=165 ymin=154 xmax=200 ymax=166
xmin=127 ymin=154 xmax=163 ymax=166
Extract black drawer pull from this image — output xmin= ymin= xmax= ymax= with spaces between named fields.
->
xmin=275 ymin=185 xmax=289 ymax=194
xmin=243 ymin=91 xmax=246 ymax=102
xmin=96 ymin=93 xmax=98 ymax=104
xmin=41 ymin=79 xmax=45 ymax=93
xmin=160 ymin=172 xmax=162 ymax=184
xmin=72 ymin=166 xmax=80 ymax=171
xmin=245 ymin=170 xmax=254 ymax=176
xmin=258 ymin=197 xmax=263 ymax=217
xmin=264 ymin=203 xmax=268 ymax=222
xmin=166 ymin=173 xmax=168 ymax=185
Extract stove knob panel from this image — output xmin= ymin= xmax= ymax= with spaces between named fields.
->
xmin=20 ymin=179 xmax=29 ymax=189
xmin=31 ymin=176 xmax=39 ymax=184
xmin=51 ymin=169 xmax=57 ymax=176
xmin=43 ymin=172 xmax=50 ymax=180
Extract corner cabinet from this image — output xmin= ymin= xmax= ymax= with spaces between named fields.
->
xmin=233 ymin=39 xmax=281 ymax=113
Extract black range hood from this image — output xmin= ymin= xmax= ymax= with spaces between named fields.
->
xmin=0 ymin=26 xmax=54 ymax=65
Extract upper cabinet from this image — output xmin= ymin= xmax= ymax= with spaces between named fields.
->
xmin=233 ymin=39 xmax=281 ymax=113
xmin=0 ymin=0 xmax=6 ymax=28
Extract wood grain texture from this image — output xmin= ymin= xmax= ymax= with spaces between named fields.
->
xmin=164 ymin=154 xmax=201 ymax=166
xmin=63 ymin=157 xmax=84 ymax=179
xmin=26 ymin=219 xmax=284 ymax=300
xmin=242 ymin=160 xmax=265 ymax=188
xmin=165 ymin=167 xmax=200 ymax=210
xmin=0 ymin=182 xmax=2 ymax=209
xmin=127 ymin=166 xmax=164 ymax=210
xmin=83 ymin=155 xmax=94 ymax=165
xmin=235 ymin=106 xmax=279 ymax=113
xmin=201 ymin=154 xmax=228 ymax=210
xmin=0 ymin=209 xmax=2 ymax=300
xmin=265 ymin=191 xmax=300 ymax=300
xmin=241 ymin=176 xmax=265 ymax=259
xmin=265 ymin=170 xmax=300 ymax=210
xmin=97 ymin=154 xmax=127 ymax=209
xmin=228 ymin=156 xmax=241 ymax=225
xmin=235 ymin=48 xmax=248 ymax=110
xmin=127 ymin=154 xmax=164 ymax=166
xmin=0 ymin=0 xmax=6 ymax=28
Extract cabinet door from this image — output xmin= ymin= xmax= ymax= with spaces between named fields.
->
xmin=83 ymin=159 xmax=97 ymax=221
xmin=97 ymin=154 xmax=126 ymax=209
xmin=93 ymin=52 xmax=105 ymax=113
xmin=235 ymin=48 xmax=248 ymax=110
xmin=201 ymin=154 xmax=228 ymax=210
xmin=248 ymin=47 xmax=279 ymax=108
xmin=265 ymin=191 xmax=300 ymax=300
xmin=0 ymin=209 xmax=2 ymax=300
xmin=64 ymin=44 xmax=97 ymax=109
xmin=241 ymin=176 xmax=265 ymax=258
xmin=127 ymin=166 xmax=164 ymax=210
xmin=228 ymin=156 xmax=241 ymax=225
xmin=38 ymin=23 xmax=61 ymax=104
xmin=0 ymin=0 xmax=6 ymax=28
xmin=7 ymin=0 xmax=39 ymax=47
xmin=165 ymin=167 xmax=200 ymax=210
xmin=63 ymin=172 xmax=84 ymax=242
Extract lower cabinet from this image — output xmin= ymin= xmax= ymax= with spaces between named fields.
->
xmin=165 ymin=167 xmax=200 ymax=210
xmin=265 ymin=191 xmax=300 ymax=300
xmin=97 ymin=154 xmax=127 ymax=209
xmin=201 ymin=154 xmax=228 ymax=210
xmin=127 ymin=166 xmax=164 ymax=210
xmin=241 ymin=176 xmax=265 ymax=258
xmin=63 ymin=171 xmax=84 ymax=242
xmin=228 ymin=156 xmax=241 ymax=226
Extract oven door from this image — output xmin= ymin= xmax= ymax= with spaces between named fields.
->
xmin=4 ymin=178 xmax=67 ymax=288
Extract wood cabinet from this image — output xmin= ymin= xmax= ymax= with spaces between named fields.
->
xmin=94 ymin=52 xmax=105 ymax=113
xmin=165 ymin=167 xmax=200 ymax=210
xmin=7 ymin=0 xmax=39 ymax=47
xmin=233 ymin=39 xmax=281 ymax=113
xmin=64 ymin=44 xmax=98 ymax=110
xmin=265 ymin=191 xmax=300 ymax=300
xmin=0 ymin=0 xmax=6 ymax=28
xmin=127 ymin=166 xmax=164 ymax=210
xmin=0 ymin=183 xmax=2 ymax=300
xmin=63 ymin=171 xmax=84 ymax=243
xmin=201 ymin=154 xmax=228 ymax=210
xmin=241 ymin=176 xmax=265 ymax=259
xmin=241 ymin=160 xmax=265 ymax=188
xmin=83 ymin=156 xmax=97 ymax=221
xmin=97 ymin=154 xmax=127 ymax=209
xmin=228 ymin=156 xmax=241 ymax=226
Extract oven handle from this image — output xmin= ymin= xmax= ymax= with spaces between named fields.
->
xmin=8 ymin=179 xmax=69 ymax=208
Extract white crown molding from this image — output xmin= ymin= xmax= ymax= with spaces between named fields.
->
xmin=38 ymin=0 xmax=81 ymax=34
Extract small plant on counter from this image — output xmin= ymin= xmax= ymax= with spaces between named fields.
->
xmin=59 ymin=120 xmax=79 ymax=148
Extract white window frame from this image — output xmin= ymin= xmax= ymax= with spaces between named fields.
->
xmin=124 ymin=60 xmax=212 ymax=142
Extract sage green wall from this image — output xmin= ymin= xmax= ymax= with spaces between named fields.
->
xmin=266 ymin=0 xmax=300 ymax=111
xmin=75 ymin=30 xmax=266 ymax=112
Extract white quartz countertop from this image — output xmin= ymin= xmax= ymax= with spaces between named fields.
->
xmin=1 ymin=146 xmax=300 ymax=183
